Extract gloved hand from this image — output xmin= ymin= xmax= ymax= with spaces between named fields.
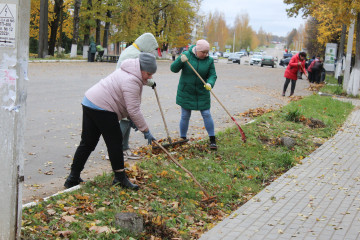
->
xmin=180 ymin=54 xmax=188 ymax=63
xmin=146 ymin=78 xmax=156 ymax=88
xmin=204 ymin=83 xmax=212 ymax=91
xmin=143 ymin=130 xmax=156 ymax=145
xmin=151 ymin=82 xmax=156 ymax=89
xmin=129 ymin=120 xmax=138 ymax=131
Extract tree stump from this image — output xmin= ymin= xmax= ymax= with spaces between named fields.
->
xmin=115 ymin=212 xmax=144 ymax=233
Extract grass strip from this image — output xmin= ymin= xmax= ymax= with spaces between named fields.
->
xmin=21 ymin=95 xmax=353 ymax=240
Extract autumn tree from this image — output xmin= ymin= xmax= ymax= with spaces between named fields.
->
xmin=305 ymin=17 xmax=324 ymax=57
xmin=286 ymin=28 xmax=297 ymax=50
xmin=233 ymin=13 xmax=253 ymax=51
xmin=203 ymin=11 xmax=229 ymax=51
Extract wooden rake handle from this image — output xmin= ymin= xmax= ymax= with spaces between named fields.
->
xmin=185 ymin=60 xmax=246 ymax=142
xmin=153 ymin=140 xmax=210 ymax=199
xmin=153 ymin=87 xmax=172 ymax=144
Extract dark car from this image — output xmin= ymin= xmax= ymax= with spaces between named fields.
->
xmin=261 ymin=56 xmax=275 ymax=68
xmin=279 ymin=57 xmax=291 ymax=67
xmin=283 ymin=53 xmax=292 ymax=59
xmin=228 ymin=53 xmax=240 ymax=64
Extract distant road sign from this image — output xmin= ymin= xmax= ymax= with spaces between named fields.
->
xmin=212 ymin=47 xmax=216 ymax=52
xmin=226 ymin=49 xmax=230 ymax=53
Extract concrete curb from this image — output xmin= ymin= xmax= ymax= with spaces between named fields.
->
xmin=22 ymin=185 xmax=80 ymax=209
xmin=29 ymin=59 xmax=87 ymax=63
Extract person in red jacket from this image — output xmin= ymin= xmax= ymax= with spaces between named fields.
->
xmin=282 ymin=52 xmax=307 ymax=96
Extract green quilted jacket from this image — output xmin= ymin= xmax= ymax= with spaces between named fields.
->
xmin=170 ymin=45 xmax=217 ymax=110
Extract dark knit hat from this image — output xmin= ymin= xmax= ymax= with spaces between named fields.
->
xmin=139 ymin=53 xmax=157 ymax=73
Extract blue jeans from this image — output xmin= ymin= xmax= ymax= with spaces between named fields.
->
xmin=120 ymin=119 xmax=131 ymax=151
xmin=180 ymin=107 xmax=215 ymax=138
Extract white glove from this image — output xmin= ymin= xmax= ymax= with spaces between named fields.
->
xmin=204 ymin=83 xmax=212 ymax=91
xmin=146 ymin=78 xmax=155 ymax=87
xmin=181 ymin=54 xmax=188 ymax=63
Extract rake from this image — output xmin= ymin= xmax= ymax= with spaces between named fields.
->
xmin=185 ymin=60 xmax=246 ymax=142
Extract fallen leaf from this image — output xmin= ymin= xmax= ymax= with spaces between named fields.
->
xmin=89 ymin=225 xmax=110 ymax=233
xmin=62 ymin=216 xmax=77 ymax=222
xmin=57 ymin=230 xmax=74 ymax=237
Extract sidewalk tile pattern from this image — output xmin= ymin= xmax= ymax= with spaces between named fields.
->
xmin=200 ymin=99 xmax=360 ymax=240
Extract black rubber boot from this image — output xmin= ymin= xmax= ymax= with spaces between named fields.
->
xmin=209 ymin=136 xmax=217 ymax=150
xmin=112 ymin=171 xmax=139 ymax=190
xmin=64 ymin=170 xmax=84 ymax=189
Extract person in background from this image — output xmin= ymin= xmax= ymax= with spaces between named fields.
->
xmin=64 ymin=53 xmax=157 ymax=190
xmin=88 ymin=41 xmax=97 ymax=62
xmin=170 ymin=39 xmax=218 ymax=150
xmin=171 ymin=47 xmax=177 ymax=61
xmin=307 ymin=56 xmax=317 ymax=83
xmin=114 ymin=33 xmax=158 ymax=161
xmin=96 ymin=44 xmax=104 ymax=61
xmin=282 ymin=52 xmax=307 ymax=97
xmin=311 ymin=57 xmax=324 ymax=84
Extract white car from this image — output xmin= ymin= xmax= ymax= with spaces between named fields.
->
xmin=209 ymin=52 xmax=218 ymax=62
xmin=250 ymin=54 xmax=262 ymax=65
xmin=223 ymin=52 xmax=231 ymax=58
xmin=235 ymin=52 xmax=245 ymax=57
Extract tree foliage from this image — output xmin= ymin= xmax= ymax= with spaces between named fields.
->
xmin=204 ymin=11 xmax=229 ymax=51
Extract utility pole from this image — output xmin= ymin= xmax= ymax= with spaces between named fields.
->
xmin=0 ymin=1 xmax=30 ymax=239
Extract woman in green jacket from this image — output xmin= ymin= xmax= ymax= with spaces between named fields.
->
xmin=170 ymin=40 xmax=218 ymax=150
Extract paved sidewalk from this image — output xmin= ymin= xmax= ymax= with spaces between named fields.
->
xmin=200 ymin=98 xmax=360 ymax=240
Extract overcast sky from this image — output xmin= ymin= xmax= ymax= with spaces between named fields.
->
xmin=200 ymin=0 xmax=306 ymax=37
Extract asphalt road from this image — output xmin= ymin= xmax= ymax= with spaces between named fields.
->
xmin=23 ymin=46 xmax=311 ymax=203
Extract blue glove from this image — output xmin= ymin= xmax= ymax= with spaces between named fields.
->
xmin=129 ymin=120 xmax=138 ymax=131
xmin=143 ymin=130 xmax=156 ymax=145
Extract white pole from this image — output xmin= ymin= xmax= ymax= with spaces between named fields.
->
xmin=0 ymin=1 xmax=30 ymax=239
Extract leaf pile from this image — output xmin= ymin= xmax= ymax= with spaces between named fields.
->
xmin=240 ymin=107 xmax=274 ymax=118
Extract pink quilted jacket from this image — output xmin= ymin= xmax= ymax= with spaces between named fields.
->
xmin=85 ymin=58 xmax=148 ymax=132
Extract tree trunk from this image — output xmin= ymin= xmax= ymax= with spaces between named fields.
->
xmin=344 ymin=15 xmax=355 ymax=91
xmin=48 ymin=0 xmax=64 ymax=56
xmin=71 ymin=0 xmax=82 ymax=58
xmin=335 ymin=24 xmax=346 ymax=78
xmin=38 ymin=0 xmax=48 ymax=58
xmin=347 ymin=12 xmax=360 ymax=96
xmin=103 ymin=9 xmax=111 ymax=55
xmin=56 ymin=8 xmax=63 ymax=56
xmin=96 ymin=19 xmax=101 ymax=45
xmin=82 ymin=0 xmax=92 ymax=59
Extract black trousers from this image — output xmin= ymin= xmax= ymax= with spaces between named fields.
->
xmin=71 ymin=105 xmax=124 ymax=174
xmin=283 ymin=78 xmax=297 ymax=95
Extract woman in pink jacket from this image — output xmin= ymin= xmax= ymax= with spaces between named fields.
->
xmin=64 ymin=53 xmax=157 ymax=190
xmin=282 ymin=52 xmax=307 ymax=96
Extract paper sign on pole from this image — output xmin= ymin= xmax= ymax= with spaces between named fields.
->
xmin=0 ymin=4 xmax=16 ymax=48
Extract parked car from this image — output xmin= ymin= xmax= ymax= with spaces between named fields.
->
xmin=235 ymin=52 xmax=245 ymax=58
xmin=283 ymin=53 xmax=292 ymax=59
xmin=223 ymin=52 xmax=231 ymax=58
xmin=209 ymin=52 xmax=218 ymax=62
xmin=250 ymin=54 xmax=262 ymax=65
xmin=261 ymin=55 xmax=275 ymax=68
xmin=279 ymin=57 xmax=291 ymax=67
xmin=228 ymin=53 xmax=240 ymax=64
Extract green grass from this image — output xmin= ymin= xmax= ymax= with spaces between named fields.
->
xmin=21 ymin=95 xmax=353 ymax=240
xmin=320 ymin=75 xmax=360 ymax=98
xmin=29 ymin=53 xmax=85 ymax=61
